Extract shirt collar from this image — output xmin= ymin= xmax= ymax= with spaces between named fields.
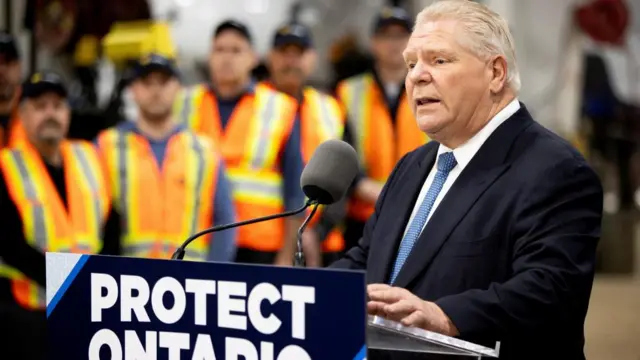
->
xmin=437 ymin=98 xmax=520 ymax=170
xmin=209 ymin=79 xmax=257 ymax=98
xmin=118 ymin=120 xmax=186 ymax=141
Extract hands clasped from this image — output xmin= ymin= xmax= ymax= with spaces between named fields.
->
xmin=367 ymin=284 xmax=459 ymax=337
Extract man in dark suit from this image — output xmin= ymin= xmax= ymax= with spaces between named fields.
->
xmin=331 ymin=1 xmax=603 ymax=360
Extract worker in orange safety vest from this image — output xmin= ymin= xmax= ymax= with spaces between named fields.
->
xmin=335 ymin=6 xmax=430 ymax=250
xmin=0 ymin=71 xmax=113 ymax=360
xmin=175 ymin=20 xmax=307 ymax=266
xmin=97 ymin=53 xmax=237 ymax=262
xmin=262 ymin=22 xmax=352 ymax=266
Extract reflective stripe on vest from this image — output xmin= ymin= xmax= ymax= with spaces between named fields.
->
xmin=178 ymin=85 xmax=208 ymax=133
xmin=337 ymin=73 xmax=429 ymax=222
xmin=300 ymin=87 xmax=346 ymax=252
xmin=178 ymin=83 xmax=297 ymax=252
xmin=300 ymin=87 xmax=344 ymax=162
xmin=98 ymin=128 xmax=217 ymax=261
xmin=0 ymin=141 xmax=107 ymax=309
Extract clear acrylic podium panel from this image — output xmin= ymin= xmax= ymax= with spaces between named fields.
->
xmin=367 ymin=316 xmax=500 ymax=358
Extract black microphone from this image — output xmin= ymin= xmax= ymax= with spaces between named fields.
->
xmin=294 ymin=139 xmax=359 ymax=266
xmin=171 ymin=139 xmax=359 ymax=263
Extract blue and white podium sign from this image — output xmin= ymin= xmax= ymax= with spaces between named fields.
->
xmin=46 ymin=253 xmax=367 ymax=360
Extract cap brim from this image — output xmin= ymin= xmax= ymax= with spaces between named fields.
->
xmin=21 ymin=83 xmax=67 ymax=101
xmin=135 ymin=64 xmax=179 ymax=79
xmin=273 ymin=37 xmax=311 ymax=50
xmin=214 ymin=23 xmax=252 ymax=43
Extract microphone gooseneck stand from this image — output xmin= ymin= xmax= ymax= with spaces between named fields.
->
xmin=293 ymin=201 xmax=320 ymax=267
xmin=171 ymin=199 xmax=318 ymax=261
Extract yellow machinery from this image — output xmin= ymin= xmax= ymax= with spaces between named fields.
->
xmin=101 ymin=20 xmax=176 ymax=67
xmin=73 ymin=21 xmax=176 ymax=68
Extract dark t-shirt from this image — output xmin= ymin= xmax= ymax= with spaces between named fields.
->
xmin=0 ymin=158 xmax=66 ymax=359
xmin=0 ymin=152 xmax=120 ymax=358
xmin=0 ymin=113 xmax=11 ymax=145
xmin=0 ymin=154 xmax=119 ymax=306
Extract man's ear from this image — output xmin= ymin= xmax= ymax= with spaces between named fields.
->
xmin=489 ymin=55 xmax=508 ymax=94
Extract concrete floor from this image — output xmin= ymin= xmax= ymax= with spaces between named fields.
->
xmin=585 ymin=276 xmax=640 ymax=360
xmin=585 ymin=217 xmax=640 ymax=360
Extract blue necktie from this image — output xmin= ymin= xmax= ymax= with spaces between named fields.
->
xmin=389 ymin=152 xmax=458 ymax=284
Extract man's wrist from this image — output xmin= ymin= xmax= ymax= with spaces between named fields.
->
xmin=432 ymin=302 xmax=459 ymax=336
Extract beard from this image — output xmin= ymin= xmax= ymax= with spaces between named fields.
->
xmin=139 ymin=104 xmax=172 ymax=123
xmin=37 ymin=117 xmax=64 ymax=144
xmin=279 ymin=66 xmax=304 ymax=78
xmin=274 ymin=67 xmax=304 ymax=94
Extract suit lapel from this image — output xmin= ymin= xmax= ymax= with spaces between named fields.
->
xmin=392 ymin=105 xmax=534 ymax=288
xmin=367 ymin=144 xmax=437 ymax=284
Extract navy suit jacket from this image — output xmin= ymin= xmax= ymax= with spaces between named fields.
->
xmin=332 ymin=105 xmax=603 ymax=360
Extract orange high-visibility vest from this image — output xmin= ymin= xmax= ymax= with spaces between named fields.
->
xmin=336 ymin=73 xmax=429 ymax=222
xmin=176 ymin=83 xmax=297 ymax=252
xmin=0 ymin=140 xmax=109 ymax=310
xmin=299 ymin=86 xmax=346 ymax=253
xmin=97 ymin=127 xmax=219 ymax=261
xmin=0 ymin=112 xmax=27 ymax=149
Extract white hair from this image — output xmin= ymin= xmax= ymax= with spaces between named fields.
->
xmin=416 ymin=0 xmax=521 ymax=93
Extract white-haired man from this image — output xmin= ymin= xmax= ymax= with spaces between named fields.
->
xmin=331 ymin=1 xmax=602 ymax=359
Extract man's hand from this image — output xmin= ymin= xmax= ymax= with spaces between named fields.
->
xmin=301 ymin=229 xmax=322 ymax=267
xmin=367 ymin=284 xmax=459 ymax=337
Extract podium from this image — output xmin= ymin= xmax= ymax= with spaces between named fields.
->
xmin=368 ymin=316 xmax=499 ymax=359
xmin=46 ymin=253 xmax=499 ymax=359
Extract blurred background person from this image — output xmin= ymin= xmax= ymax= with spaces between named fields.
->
xmin=264 ymin=23 xmax=347 ymax=266
xmin=0 ymin=71 xmax=111 ymax=360
xmin=0 ymin=32 xmax=26 ymax=148
xmin=336 ymin=6 xmax=429 ymax=250
xmin=97 ymin=53 xmax=236 ymax=262
xmin=176 ymin=20 xmax=306 ymax=266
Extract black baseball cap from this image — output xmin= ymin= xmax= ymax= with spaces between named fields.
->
xmin=0 ymin=32 xmax=20 ymax=63
xmin=214 ymin=20 xmax=252 ymax=44
xmin=372 ymin=6 xmax=413 ymax=34
xmin=131 ymin=53 xmax=180 ymax=80
xmin=21 ymin=71 xmax=68 ymax=101
xmin=273 ymin=23 xmax=313 ymax=50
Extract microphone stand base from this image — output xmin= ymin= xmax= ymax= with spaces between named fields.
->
xmin=293 ymin=252 xmax=306 ymax=267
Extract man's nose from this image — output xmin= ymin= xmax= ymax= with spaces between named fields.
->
xmin=408 ymin=62 xmax=432 ymax=85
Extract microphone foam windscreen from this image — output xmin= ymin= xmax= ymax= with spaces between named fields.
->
xmin=300 ymin=139 xmax=359 ymax=205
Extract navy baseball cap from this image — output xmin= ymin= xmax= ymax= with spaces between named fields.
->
xmin=372 ymin=6 xmax=413 ymax=34
xmin=131 ymin=53 xmax=180 ymax=80
xmin=0 ymin=32 xmax=20 ymax=62
xmin=273 ymin=23 xmax=313 ymax=49
xmin=20 ymin=71 xmax=68 ymax=101
xmin=214 ymin=19 xmax=252 ymax=44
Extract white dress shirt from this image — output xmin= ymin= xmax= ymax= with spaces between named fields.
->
xmin=402 ymin=98 xmax=521 ymax=238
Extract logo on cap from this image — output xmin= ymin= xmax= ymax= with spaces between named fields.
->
xmin=381 ymin=7 xmax=395 ymax=18
xmin=30 ymin=73 xmax=42 ymax=84
xmin=140 ymin=53 xmax=153 ymax=65
xmin=278 ymin=26 xmax=291 ymax=35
